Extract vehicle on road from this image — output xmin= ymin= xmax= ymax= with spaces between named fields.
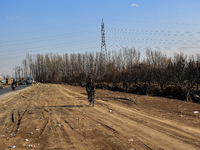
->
xmin=18 ymin=80 xmax=26 ymax=85
xmin=26 ymin=76 xmax=34 ymax=85
xmin=12 ymin=81 xmax=18 ymax=90
xmin=1 ymin=80 xmax=6 ymax=85
xmin=0 ymin=81 xmax=3 ymax=89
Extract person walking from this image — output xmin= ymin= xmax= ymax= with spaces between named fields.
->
xmin=86 ymin=78 xmax=95 ymax=106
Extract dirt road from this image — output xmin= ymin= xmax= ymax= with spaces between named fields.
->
xmin=0 ymin=84 xmax=200 ymax=150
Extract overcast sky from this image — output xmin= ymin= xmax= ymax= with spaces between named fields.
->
xmin=0 ymin=0 xmax=200 ymax=76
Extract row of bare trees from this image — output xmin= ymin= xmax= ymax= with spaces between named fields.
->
xmin=14 ymin=56 xmax=29 ymax=81
xmin=20 ymin=48 xmax=200 ymax=101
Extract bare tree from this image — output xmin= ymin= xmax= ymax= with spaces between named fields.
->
xmin=17 ymin=48 xmax=200 ymax=102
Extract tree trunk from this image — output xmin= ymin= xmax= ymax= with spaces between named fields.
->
xmin=186 ymin=90 xmax=191 ymax=102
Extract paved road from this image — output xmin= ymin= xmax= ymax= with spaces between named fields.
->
xmin=0 ymin=85 xmax=30 ymax=97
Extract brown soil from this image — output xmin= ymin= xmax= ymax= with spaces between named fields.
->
xmin=0 ymin=84 xmax=200 ymax=150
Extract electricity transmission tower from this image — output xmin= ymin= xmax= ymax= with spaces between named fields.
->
xmin=101 ymin=18 xmax=107 ymax=55
xmin=98 ymin=18 xmax=107 ymax=80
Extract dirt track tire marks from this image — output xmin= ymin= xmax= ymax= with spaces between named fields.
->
xmin=55 ymin=85 xmax=156 ymax=149
xmin=0 ymin=84 xmax=200 ymax=149
xmin=11 ymin=110 xmax=27 ymax=134
xmin=57 ymin=84 xmax=200 ymax=150
xmin=53 ymin=85 xmax=130 ymax=149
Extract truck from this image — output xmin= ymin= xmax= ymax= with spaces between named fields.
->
xmin=26 ymin=76 xmax=34 ymax=85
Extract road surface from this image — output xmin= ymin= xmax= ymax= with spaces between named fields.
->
xmin=0 ymin=84 xmax=200 ymax=150
xmin=0 ymin=85 xmax=30 ymax=98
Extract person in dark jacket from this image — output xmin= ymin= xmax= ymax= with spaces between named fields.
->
xmin=86 ymin=78 xmax=95 ymax=99
xmin=11 ymin=79 xmax=18 ymax=90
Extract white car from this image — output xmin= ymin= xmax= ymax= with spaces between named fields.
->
xmin=1 ymin=80 xmax=6 ymax=85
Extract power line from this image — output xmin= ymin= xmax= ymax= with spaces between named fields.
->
xmin=106 ymin=36 xmax=200 ymax=44
xmin=0 ymin=38 xmax=100 ymax=56
xmin=104 ymin=18 xmax=200 ymax=26
xmin=106 ymin=28 xmax=200 ymax=36
xmin=1 ymin=19 xmax=100 ymax=37
xmin=0 ymin=46 xmax=100 ymax=60
xmin=0 ymin=29 xmax=99 ymax=46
